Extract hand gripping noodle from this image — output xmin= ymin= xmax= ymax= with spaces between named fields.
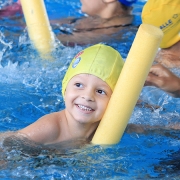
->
xmin=142 ymin=0 xmax=180 ymax=48
xmin=62 ymin=44 xmax=124 ymax=97
xmin=92 ymin=24 xmax=163 ymax=144
xmin=20 ymin=0 xmax=55 ymax=58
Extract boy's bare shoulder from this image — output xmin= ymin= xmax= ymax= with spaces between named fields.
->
xmin=17 ymin=110 xmax=67 ymax=144
xmin=40 ymin=110 xmax=66 ymax=122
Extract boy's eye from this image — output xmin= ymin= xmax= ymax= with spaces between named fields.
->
xmin=75 ymin=83 xmax=83 ymax=88
xmin=97 ymin=89 xmax=106 ymax=95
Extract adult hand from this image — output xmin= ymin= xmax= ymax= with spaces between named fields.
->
xmin=145 ymin=64 xmax=180 ymax=98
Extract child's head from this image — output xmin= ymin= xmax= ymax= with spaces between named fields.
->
xmin=142 ymin=0 xmax=180 ymax=48
xmin=62 ymin=44 xmax=124 ymax=97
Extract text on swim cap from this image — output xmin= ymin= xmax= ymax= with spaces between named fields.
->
xmin=160 ymin=14 xmax=178 ymax=31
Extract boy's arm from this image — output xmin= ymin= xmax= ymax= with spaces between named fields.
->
xmin=50 ymin=17 xmax=78 ymax=26
xmin=18 ymin=112 xmax=62 ymax=144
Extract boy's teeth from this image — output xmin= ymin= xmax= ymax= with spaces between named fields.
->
xmin=78 ymin=105 xmax=93 ymax=111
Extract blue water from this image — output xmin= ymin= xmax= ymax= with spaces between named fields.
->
xmin=0 ymin=0 xmax=180 ymax=179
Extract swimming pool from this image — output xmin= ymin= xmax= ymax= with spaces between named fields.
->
xmin=0 ymin=0 xmax=180 ymax=179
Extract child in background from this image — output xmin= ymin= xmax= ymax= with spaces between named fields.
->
xmin=0 ymin=0 xmax=137 ymax=46
xmin=5 ymin=44 xmax=124 ymax=145
xmin=55 ymin=0 xmax=137 ymax=46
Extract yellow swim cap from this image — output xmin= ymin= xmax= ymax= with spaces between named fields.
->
xmin=142 ymin=0 xmax=180 ymax=48
xmin=62 ymin=44 xmax=124 ymax=96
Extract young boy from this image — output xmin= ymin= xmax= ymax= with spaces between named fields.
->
xmin=13 ymin=44 xmax=124 ymax=145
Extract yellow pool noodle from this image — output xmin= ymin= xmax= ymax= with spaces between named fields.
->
xmin=92 ymin=24 xmax=163 ymax=145
xmin=20 ymin=0 xmax=55 ymax=58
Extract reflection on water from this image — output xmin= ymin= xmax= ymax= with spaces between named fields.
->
xmin=0 ymin=0 xmax=180 ymax=179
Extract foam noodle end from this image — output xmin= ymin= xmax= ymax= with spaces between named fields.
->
xmin=21 ymin=0 xmax=55 ymax=59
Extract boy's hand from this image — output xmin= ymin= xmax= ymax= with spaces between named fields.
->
xmin=145 ymin=64 xmax=180 ymax=97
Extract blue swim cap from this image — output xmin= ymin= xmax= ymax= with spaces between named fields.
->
xmin=118 ymin=0 xmax=137 ymax=7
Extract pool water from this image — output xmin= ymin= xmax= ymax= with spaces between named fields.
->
xmin=0 ymin=0 xmax=180 ymax=179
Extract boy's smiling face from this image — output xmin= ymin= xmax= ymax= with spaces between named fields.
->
xmin=64 ymin=73 xmax=112 ymax=125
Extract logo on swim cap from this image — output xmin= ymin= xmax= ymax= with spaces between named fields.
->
xmin=74 ymin=51 xmax=84 ymax=59
xmin=72 ymin=57 xmax=81 ymax=68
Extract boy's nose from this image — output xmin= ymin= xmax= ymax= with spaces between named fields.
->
xmin=81 ymin=89 xmax=95 ymax=101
